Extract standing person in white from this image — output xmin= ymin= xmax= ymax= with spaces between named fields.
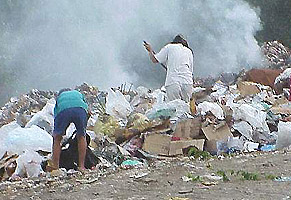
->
xmin=144 ymin=34 xmax=194 ymax=103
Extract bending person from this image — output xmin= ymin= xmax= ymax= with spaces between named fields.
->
xmin=52 ymin=88 xmax=88 ymax=171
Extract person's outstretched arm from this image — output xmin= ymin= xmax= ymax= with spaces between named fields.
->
xmin=144 ymin=43 xmax=159 ymax=63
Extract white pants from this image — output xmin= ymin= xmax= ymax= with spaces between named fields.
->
xmin=165 ymin=83 xmax=193 ymax=103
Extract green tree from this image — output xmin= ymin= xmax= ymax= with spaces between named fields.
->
xmin=247 ymin=0 xmax=291 ymax=48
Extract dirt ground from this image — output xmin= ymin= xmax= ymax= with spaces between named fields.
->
xmin=1 ymin=150 xmax=291 ymax=200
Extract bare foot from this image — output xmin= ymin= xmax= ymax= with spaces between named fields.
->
xmin=77 ymin=167 xmax=88 ymax=174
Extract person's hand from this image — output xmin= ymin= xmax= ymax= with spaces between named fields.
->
xmin=143 ymin=42 xmax=152 ymax=53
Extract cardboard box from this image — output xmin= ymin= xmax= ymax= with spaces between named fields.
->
xmin=202 ymin=123 xmax=233 ymax=154
xmin=169 ymin=139 xmax=205 ymax=156
xmin=142 ymin=134 xmax=171 ymax=156
xmin=142 ymin=133 xmax=205 ymax=156
xmin=202 ymin=123 xmax=232 ymax=141
xmin=173 ymin=117 xmax=201 ymax=139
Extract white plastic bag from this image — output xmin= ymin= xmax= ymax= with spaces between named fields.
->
xmin=13 ymin=150 xmax=43 ymax=178
xmin=0 ymin=121 xmax=20 ymax=136
xmin=231 ymin=103 xmax=269 ymax=134
xmin=210 ymin=82 xmax=228 ymax=100
xmin=276 ymin=121 xmax=291 ymax=149
xmin=105 ymin=89 xmax=133 ymax=123
xmin=232 ymin=121 xmax=253 ymax=141
xmin=243 ymin=142 xmax=259 ymax=152
xmin=25 ymin=98 xmax=55 ymax=133
xmin=2 ymin=125 xmax=53 ymax=155
xmin=197 ymin=101 xmax=224 ymax=120
xmin=227 ymin=136 xmax=244 ymax=151
xmin=130 ymin=86 xmax=150 ymax=108
xmin=0 ymin=121 xmax=21 ymax=158
xmin=150 ymin=88 xmax=166 ymax=105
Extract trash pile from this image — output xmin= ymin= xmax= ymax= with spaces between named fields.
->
xmin=1 ymin=56 xmax=291 ymax=181
xmin=0 ymin=89 xmax=56 ymax=128
xmin=261 ymin=41 xmax=291 ymax=69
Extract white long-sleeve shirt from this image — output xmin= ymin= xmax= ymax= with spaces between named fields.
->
xmin=154 ymin=43 xmax=194 ymax=86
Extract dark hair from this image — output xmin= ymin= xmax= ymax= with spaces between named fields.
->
xmin=171 ymin=34 xmax=193 ymax=52
xmin=57 ymin=88 xmax=71 ymax=97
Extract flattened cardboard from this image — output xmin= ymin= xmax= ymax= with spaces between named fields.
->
xmin=201 ymin=123 xmax=233 ymax=141
xmin=237 ymin=81 xmax=260 ymax=97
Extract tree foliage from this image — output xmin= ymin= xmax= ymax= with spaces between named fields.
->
xmin=246 ymin=0 xmax=291 ymax=48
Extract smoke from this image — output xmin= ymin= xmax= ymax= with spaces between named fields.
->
xmin=0 ymin=0 xmax=262 ymax=99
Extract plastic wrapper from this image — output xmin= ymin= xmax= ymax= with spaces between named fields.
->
xmin=192 ymin=87 xmax=206 ymax=93
xmin=121 ymin=159 xmax=144 ymax=169
xmin=210 ymin=81 xmax=228 ymax=100
xmin=260 ymin=144 xmax=276 ymax=151
xmin=94 ymin=115 xmax=119 ymax=137
xmin=146 ymin=99 xmax=190 ymax=120
xmin=197 ymin=101 xmax=224 ymax=120
xmin=127 ymin=113 xmax=151 ymax=131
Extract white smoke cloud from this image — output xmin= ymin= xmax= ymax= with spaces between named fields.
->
xmin=1 ymin=0 xmax=262 ymax=96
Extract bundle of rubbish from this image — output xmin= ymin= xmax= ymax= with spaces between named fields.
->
xmin=2 ymin=66 xmax=291 ymax=181
xmin=261 ymin=41 xmax=291 ymax=69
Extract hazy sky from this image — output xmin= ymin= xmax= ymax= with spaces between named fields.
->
xmin=0 ymin=0 xmax=263 ymax=96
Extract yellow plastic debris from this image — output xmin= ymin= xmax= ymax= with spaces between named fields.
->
xmin=94 ymin=115 xmax=119 ymax=137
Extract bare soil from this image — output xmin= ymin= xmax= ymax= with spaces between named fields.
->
xmin=1 ymin=150 xmax=291 ymax=200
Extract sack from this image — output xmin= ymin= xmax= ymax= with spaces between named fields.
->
xmin=59 ymin=131 xmax=100 ymax=170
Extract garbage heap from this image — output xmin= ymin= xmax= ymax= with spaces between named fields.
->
xmin=261 ymin=41 xmax=291 ymax=69
xmin=0 ymin=89 xmax=56 ymax=128
xmin=1 ymin=71 xmax=291 ymax=180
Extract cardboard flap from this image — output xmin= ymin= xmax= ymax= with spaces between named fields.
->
xmin=202 ymin=124 xmax=233 ymax=141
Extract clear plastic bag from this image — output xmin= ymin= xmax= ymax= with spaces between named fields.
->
xmin=105 ymin=89 xmax=133 ymax=123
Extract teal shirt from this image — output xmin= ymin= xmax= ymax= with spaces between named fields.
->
xmin=54 ymin=90 xmax=88 ymax=117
